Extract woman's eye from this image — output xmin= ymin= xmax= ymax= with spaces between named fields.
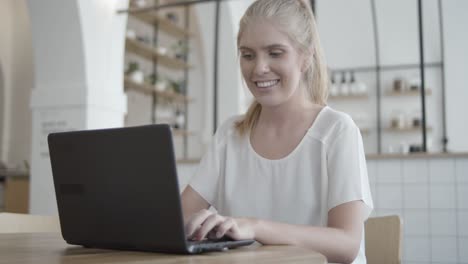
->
xmin=270 ymin=52 xmax=282 ymax=58
xmin=241 ymin=54 xmax=254 ymax=60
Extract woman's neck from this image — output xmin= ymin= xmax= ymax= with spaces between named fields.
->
xmin=258 ymin=99 xmax=319 ymax=131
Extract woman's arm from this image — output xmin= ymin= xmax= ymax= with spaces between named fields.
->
xmin=189 ymin=200 xmax=365 ymax=264
xmin=251 ymin=201 xmax=364 ymax=264
xmin=180 ymin=185 xmax=210 ymax=223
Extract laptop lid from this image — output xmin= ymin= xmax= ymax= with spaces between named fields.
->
xmin=48 ymin=125 xmax=190 ymax=253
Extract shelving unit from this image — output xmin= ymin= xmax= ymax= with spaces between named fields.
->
xmin=124 ymin=76 xmax=192 ymax=102
xmin=385 ymin=89 xmax=432 ymax=97
xmin=327 ymin=0 xmax=446 ymax=154
xmin=130 ymin=12 xmax=193 ymax=39
xmin=125 ymin=38 xmax=191 ymax=70
xmin=384 ymin=126 xmax=433 ymax=133
xmin=329 ymin=94 xmax=369 ymax=100
xmin=121 ymin=0 xmax=195 ymax=160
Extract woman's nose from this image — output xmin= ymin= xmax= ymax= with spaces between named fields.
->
xmin=253 ymin=59 xmax=270 ymax=75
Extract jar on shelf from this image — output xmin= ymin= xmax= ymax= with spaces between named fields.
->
xmin=390 ymin=110 xmax=406 ymax=129
xmin=393 ymin=77 xmax=407 ymax=93
xmin=411 ymin=109 xmax=422 ymax=128
xmin=174 ymin=109 xmax=185 ymax=129
xmin=408 ymin=77 xmax=421 ymax=92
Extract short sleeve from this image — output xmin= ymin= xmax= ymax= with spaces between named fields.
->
xmin=188 ymin=116 xmax=237 ymax=206
xmin=327 ymin=123 xmax=374 ymax=220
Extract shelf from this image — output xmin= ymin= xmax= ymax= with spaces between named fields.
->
xmin=359 ymin=128 xmax=371 ymax=134
xmin=130 ymin=13 xmax=192 ymax=39
xmin=384 ymin=126 xmax=433 ymax=132
xmin=329 ymin=94 xmax=369 ymax=100
xmin=125 ymin=38 xmax=190 ymax=70
xmin=330 ymin=62 xmax=443 ymax=73
xmin=172 ymin=129 xmax=195 ymax=137
xmin=176 ymin=158 xmax=201 ymax=164
xmin=124 ymin=77 xmax=192 ymax=103
xmin=385 ymin=89 xmax=432 ymax=96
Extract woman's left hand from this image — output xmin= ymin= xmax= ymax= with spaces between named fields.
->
xmin=185 ymin=209 xmax=256 ymax=241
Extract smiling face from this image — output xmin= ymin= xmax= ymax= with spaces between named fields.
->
xmin=239 ymin=19 xmax=307 ymax=108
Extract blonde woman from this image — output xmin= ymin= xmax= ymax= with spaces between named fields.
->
xmin=181 ymin=0 xmax=373 ymax=263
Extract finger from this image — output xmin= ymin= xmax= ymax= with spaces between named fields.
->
xmin=185 ymin=209 xmax=213 ymax=238
xmin=193 ymin=213 xmax=224 ymax=240
xmin=226 ymin=222 xmax=241 ymax=240
xmin=215 ymin=218 xmax=235 ymax=238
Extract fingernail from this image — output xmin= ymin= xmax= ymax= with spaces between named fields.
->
xmin=216 ymin=231 xmax=222 ymax=238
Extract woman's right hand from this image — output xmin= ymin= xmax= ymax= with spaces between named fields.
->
xmin=184 ymin=209 xmax=256 ymax=241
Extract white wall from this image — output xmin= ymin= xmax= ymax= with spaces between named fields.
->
xmin=0 ymin=64 xmax=3 ymax=159
xmin=0 ymin=0 xmax=33 ymax=168
xmin=444 ymin=0 xmax=468 ymax=152
xmin=0 ymin=1 xmax=13 ymax=163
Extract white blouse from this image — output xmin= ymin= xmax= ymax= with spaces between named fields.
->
xmin=189 ymin=106 xmax=373 ymax=264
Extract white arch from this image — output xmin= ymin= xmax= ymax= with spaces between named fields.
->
xmin=27 ymin=0 xmax=129 ymax=214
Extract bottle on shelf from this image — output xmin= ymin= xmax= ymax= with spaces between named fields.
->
xmin=392 ymin=77 xmax=407 ymax=93
xmin=339 ymin=71 xmax=349 ymax=96
xmin=329 ymin=72 xmax=339 ymax=97
xmin=174 ymin=108 xmax=185 ymax=129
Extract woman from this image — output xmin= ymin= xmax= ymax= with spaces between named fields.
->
xmin=181 ymin=0 xmax=373 ymax=263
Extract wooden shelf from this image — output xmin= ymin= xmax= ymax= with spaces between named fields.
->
xmin=130 ymin=13 xmax=192 ymax=39
xmin=384 ymin=126 xmax=433 ymax=132
xmin=125 ymin=38 xmax=190 ymax=70
xmin=176 ymin=158 xmax=201 ymax=164
xmin=385 ymin=89 xmax=432 ymax=96
xmin=172 ymin=129 xmax=195 ymax=137
xmin=329 ymin=94 xmax=369 ymax=100
xmin=124 ymin=77 xmax=192 ymax=103
xmin=359 ymin=128 xmax=371 ymax=134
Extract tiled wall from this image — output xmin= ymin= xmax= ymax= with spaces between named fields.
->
xmin=367 ymin=157 xmax=468 ymax=264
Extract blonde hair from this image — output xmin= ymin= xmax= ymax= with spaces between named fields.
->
xmin=235 ymin=0 xmax=329 ymax=135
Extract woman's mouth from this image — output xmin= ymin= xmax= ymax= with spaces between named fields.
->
xmin=255 ymin=79 xmax=280 ymax=89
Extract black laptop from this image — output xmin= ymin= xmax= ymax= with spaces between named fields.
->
xmin=47 ymin=124 xmax=255 ymax=254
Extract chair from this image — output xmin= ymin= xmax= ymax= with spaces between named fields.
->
xmin=0 ymin=213 xmax=60 ymax=233
xmin=365 ymin=215 xmax=402 ymax=264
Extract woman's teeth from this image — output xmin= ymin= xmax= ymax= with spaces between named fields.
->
xmin=256 ymin=80 xmax=279 ymax=88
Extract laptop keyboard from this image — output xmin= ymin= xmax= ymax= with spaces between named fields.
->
xmin=187 ymin=237 xmax=234 ymax=245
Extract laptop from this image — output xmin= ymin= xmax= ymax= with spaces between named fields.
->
xmin=47 ymin=124 xmax=255 ymax=254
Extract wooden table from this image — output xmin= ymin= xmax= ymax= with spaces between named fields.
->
xmin=0 ymin=233 xmax=327 ymax=264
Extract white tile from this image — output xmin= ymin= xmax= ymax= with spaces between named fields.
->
xmin=458 ymin=211 xmax=468 ymax=236
xmin=431 ymin=236 xmax=458 ymax=263
xmin=377 ymin=184 xmax=403 ymax=209
xmin=456 ymin=158 xmax=468 ymax=183
xmin=403 ymin=159 xmax=429 ymax=183
xmin=460 ymin=237 xmax=468 ymax=263
xmin=404 ymin=184 xmax=429 ymax=209
xmin=377 ymin=160 xmax=402 ymax=183
xmin=430 ymin=184 xmax=456 ymax=209
xmin=429 ymin=159 xmax=456 ymax=183
xmin=430 ymin=210 xmax=457 ymax=236
xmin=403 ymin=210 xmax=429 ymax=235
xmin=458 ymin=184 xmax=468 ymax=209
xmin=404 ymin=236 xmax=431 ymax=262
